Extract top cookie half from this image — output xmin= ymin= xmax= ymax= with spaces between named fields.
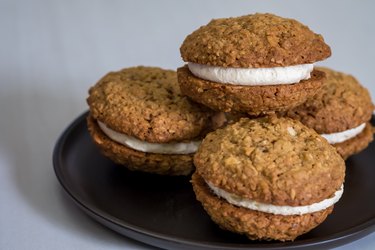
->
xmin=194 ymin=116 xmax=345 ymax=207
xmin=180 ymin=13 xmax=331 ymax=68
xmin=87 ymin=66 xmax=212 ymax=143
xmin=284 ymin=67 xmax=374 ymax=134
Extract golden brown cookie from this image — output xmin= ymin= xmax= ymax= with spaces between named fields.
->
xmin=178 ymin=66 xmax=325 ymax=114
xmin=88 ymin=66 xmax=212 ymax=142
xmin=181 ymin=13 xmax=330 ymax=68
xmin=87 ymin=66 xmax=213 ymax=175
xmin=192 ymin=173 xmax=333 ymax=241
xmin=178 ymin=13 xmax=331 ymax=115
xmin=192 ymin=116 xmax=345 ymax=241
xmin=283 ymin=67 xmax=374 ymax=159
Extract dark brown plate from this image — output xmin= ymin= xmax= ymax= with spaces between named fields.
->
xmin=53 ymin=111 xmax=375 ymax=249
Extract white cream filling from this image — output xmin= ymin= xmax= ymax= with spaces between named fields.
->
xmin=207 ymin=182 xmax=343 ymax=216
xmin=98 ymin=121 xmax=200 ymax=154
xmin=320 ymin=123 xmax=366 ymax=144
xmin=188 ymin=62 xmax=314 ymax=85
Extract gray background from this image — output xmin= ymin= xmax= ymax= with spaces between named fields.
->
xmin=1 ymin=0 xmax=374 ymax=249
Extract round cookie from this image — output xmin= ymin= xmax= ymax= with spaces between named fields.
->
xmin=178 ymin=13 xmax=331 ymax=115
xmin=283 ymin=67 xmax=374 ymax=159
xmin=87 ymin=66 xmax=213 ymax=175
xmin=192 ymin=116 xmax=345 ymax=241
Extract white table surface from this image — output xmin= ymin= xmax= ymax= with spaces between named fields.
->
xmin=1 ymin=0 xmax=374 ymax=249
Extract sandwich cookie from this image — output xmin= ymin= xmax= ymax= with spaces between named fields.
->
xmin=87 ymin=66 xmax=212 ymax=175
xmin=283 ymin=67 xmax=374 ymax=159
xmin=192 ymin=116 xmax=345 ymax=241
xmin=178 ymin=13 xmax=331 ymax=115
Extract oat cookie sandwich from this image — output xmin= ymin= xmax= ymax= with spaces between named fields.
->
xmin=87 ymin=66 xmax=212 ymax=175
xmin=192 ymin=116 xmax=345 ymax=241
xmin=283 ymin=67 xmax=374 ymax=159
xmin=178 ymin=13 xmax=331 ymax=115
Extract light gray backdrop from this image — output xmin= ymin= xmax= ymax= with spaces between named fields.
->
xmin=1 ymin=0 xmax=374 ymax=249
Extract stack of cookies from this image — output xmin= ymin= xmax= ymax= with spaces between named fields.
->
xmin=178 ymin=13 xmax=330 ymax=115
xmin=87 ymin=66 xmax=214 ymax=175
xmin=86 ymin=13 xmax=373 ymax=241
xmin=192 ymin=116 xmax=345 ymax=241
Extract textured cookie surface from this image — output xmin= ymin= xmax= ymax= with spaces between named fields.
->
xmin=283 ymin=67 xmax=374 ymax=134
xmin=194 ymin=116 xmax=345 ymax=206
xmin=178 ymin=66 xmax=325 ymax=115
xmin=192 ymin=173 xmax=333 ymax=241
xmin=181 ymin=13 xmax=331 ymax=68
xmin=87 ymin=115 xmax=194 ymax=175
xmin=87 ymin=66 xmax=212 ymax=143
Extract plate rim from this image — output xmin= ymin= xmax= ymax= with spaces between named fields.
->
xmin=53 ymin=111 xmax=375 ymax=250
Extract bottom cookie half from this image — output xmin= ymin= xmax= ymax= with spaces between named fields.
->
xmin=87 ymin=115 xmax=194 ymax=175
xmin=334 ymin=122 xmax=373 ymax=159
xmin=177 ymin=66 xmax=325 ymax=116
xmin=191 ymin=172 xmax=333 ymax=241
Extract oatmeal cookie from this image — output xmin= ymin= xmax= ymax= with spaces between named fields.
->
xmin=178 ymin=13 xmax=331 ymax=114
xmin=87 ymin=66 xmax=213 ymax=175
xmin=192 ymin=116 xmax=345 ymax=240
xmin=283 ymin=67 xmax=374 ymax=159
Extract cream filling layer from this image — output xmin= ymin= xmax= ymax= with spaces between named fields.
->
xmin=98 ymin=121 xmax=200 ymax=154
xmin=207 ymin=181 xmax=343 ymax=216
xmin=320 ymin=123 xmax=366 ymax=144
xmin=188 ymin=62 xmax=314 ymax=85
